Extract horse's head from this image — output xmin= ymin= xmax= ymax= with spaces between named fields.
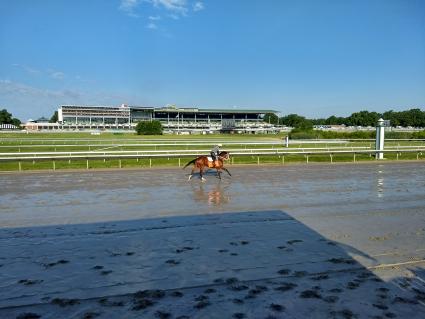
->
xmin=219 ymin=151 xmax=230 ymax=161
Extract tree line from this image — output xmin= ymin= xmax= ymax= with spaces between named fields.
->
xmin=264 ymin=108 xmax=425 ymax=128
xmin=0 ymin=109 xmax=21 ymax=127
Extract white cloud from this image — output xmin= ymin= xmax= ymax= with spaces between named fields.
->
xmin=50 ymin=71 xmax=65 ymax=80
xmin=12 ymin=64 xmax=67 ymax=81
xmin=119 ymin=0 xmax=141 ymax=17
xmin=151 ymin=0 xmax=188 ymax=14
xmin=193 ymin=1 xmax=204 ymax=12
xmin=119 ymin=0 xmax=204 ymax=31
xmin=167 ymin=13 xmax=180 ymax=20
xmin=146 ymin=22 xmax=158 ymax=29
xmin=0 ymin=79 xmax=133 ymax=120
xmin=0 ymin=79 xmax=80 ymax=100
xmin=12 ymin=64 xmax=41 ymax=75
xmin=120 ymin=0 xmax=204 ymax=18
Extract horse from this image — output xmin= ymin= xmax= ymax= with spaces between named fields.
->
xmin=183 ymin=151 xmax=232 ymax=181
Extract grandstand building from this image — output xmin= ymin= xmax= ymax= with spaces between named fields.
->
xmin=25 ymin=104 xmax=281 ymax=134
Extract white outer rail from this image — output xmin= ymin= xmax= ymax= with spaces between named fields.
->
xmin=1 ymin=146 xmax=425 ymax=158
xmin=0 ymin=148 xmax=423 ymax=162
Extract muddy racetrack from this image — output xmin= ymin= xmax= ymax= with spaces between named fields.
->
xmin=0 ymin=162 xmax=424 ymax=318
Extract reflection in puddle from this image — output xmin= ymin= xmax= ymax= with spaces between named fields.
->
xmin=376 ymin=169 xmax=384 ymax=198
xmin=192 ymin=183 xmax=231 ymax=206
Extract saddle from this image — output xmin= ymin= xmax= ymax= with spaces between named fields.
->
xmin=207 ymin=156 xmax=219 ymax=168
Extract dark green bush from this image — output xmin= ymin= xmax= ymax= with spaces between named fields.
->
xmin=412 ymin=130 xmax=425 ymax=139
xmin=135 ymin=120 xmax=163 ymax=135
xmin=289 ymin=129 xmax=317 ymax=139
xmin=289 ymin=129 xmax=376 ymax=140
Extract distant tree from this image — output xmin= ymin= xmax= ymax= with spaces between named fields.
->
xmin=325 ymin=115 xmax=346 ymax=125
xmin=279 ymin=108 xmax=424 ymax=129
xmin=396 ymin=108 xmax=425 ymax=127
xmin=382 ymin=110 xmax=400 ymax=127
xmin=263 ymin=113 xmax=279 ymax=124
xmin=49 ymin=110 xmax=58 ymax=123
xmin=346 ymin=110 xmax=381 ymax=127
xmin=310 ymin=118 xmax=326 ymax=125
xmin=12 ymin=117 xmax=21 ymax=127
xmin=0 ymin=109 xmax=21 ymax=127
xmin=135 ymin=120 xmax=163 ymax=135
xmin=280 ymin=114 xmax=312 ymax=129
xmin=0 ymin=109 xmax=13 ymax=124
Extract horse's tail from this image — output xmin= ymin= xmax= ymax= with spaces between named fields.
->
xmin=183 ymin=158 xmax=197 ymax=169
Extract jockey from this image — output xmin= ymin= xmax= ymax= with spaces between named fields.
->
xmin=210 ymin=144 xmax=222 ymax=163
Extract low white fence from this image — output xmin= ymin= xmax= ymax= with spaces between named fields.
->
xmin=1 ymin=145 xmax=425 ymax=157
xmin=0 ymin=148 xmax=423 ymax=171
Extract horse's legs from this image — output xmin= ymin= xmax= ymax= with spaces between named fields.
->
xmin=200 ymin=167 xmax=206 ymax=182
xmin=188 ymin=166 xmax=195 ymax=181
xmin=223 ymin=167 xmax=232 ymax=176
xmin=216 ymin=169 xmax=221 ymax=179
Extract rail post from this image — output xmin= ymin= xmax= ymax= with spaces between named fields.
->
xmin=86 ymin=159 xmax=89 ymax=170
xmin=178 ymin=158 xmax=181 ymax=167
xmin=119 ymin=159 xmax=122 ymax=168
xmin=257 ymin=156 xmax=260 ymax=165
xmin=18 ymin=161 xmax=22 ymax=171
xmin=330 ymin=154 xmax=333 ymax=163
xmin=149 ymin=158 xmax=152 ymax=167
xmin=53 ymin=161 xmax=56 ymax=171
xmin=306 ymin=155 xmax=309 ymax=163
xmin=353 ymin=153 xmax=356 ymax=162
xmin=282 ymin=155 xmax=285 ymax=165
xmin=375 ymin=118 xmax=385 ymax=160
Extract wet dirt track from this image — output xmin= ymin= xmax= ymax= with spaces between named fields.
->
xmin=0 ymin=162 xmax=424 ymax=318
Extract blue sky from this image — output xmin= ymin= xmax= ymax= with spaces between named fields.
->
xmin=1 ymin=0 xmax=424 ymax=120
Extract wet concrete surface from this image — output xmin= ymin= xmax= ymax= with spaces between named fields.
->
xmin=0 ymin=162 xmax=424 ymax=318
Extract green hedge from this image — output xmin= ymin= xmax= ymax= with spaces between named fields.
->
xmin=135 ymin=120 xmax=163 ymax=135
xmin=289 ymin=129 xmax=425 ymax=140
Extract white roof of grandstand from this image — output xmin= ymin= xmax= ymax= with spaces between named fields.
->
xmin=59 ymin=105 xmax=277 ymax=114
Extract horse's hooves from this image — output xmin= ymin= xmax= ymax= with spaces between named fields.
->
xmin=188 ymin=175 xmax=192 ymax=181
xmin=201 ymin=177 xmax=206 ymax=182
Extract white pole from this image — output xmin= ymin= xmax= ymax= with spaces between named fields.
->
xmin=375 ymin=118 xmax=385 ymax=160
